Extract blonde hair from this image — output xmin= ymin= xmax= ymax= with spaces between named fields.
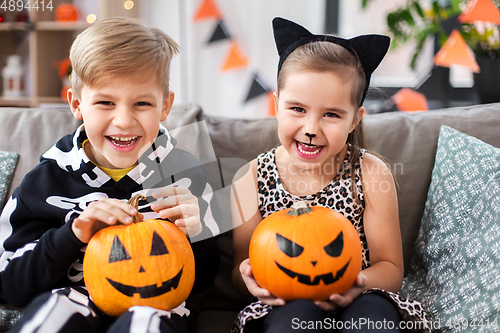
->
xmin=277 ymin=41 xmax=367 ymax=201
xmin=69 ymin=17 xmax=179 ymax=98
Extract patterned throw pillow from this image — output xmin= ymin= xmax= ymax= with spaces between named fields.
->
xmin=401 ymin=126 xmax=500 ymax=333
xmin=0 ymin=151 xmax=20 ymax=211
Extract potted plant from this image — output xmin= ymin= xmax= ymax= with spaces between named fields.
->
xmin=362 ymin=0 xmax=500 ymax=103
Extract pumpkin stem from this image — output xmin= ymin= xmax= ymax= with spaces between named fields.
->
xmin=128 ymin=194 xmax=146 ymax=223
xmin=287 ymin=201 xmax=312 ymax=216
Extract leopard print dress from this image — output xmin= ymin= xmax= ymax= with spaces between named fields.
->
xmin=232 ymin=144 xmax=431 ymax=333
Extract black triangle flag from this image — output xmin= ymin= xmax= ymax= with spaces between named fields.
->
xmin=208 ymin=20 xmax=231 ymax=44
xmin=245 ymin=73 xmax=270 ymax=102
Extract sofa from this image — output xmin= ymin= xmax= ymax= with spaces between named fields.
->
xmin=0 ymin=102 xmax=499 ymax=332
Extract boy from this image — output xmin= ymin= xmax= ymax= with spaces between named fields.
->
xmin=0 ymin=18 xmax=219 ymax=332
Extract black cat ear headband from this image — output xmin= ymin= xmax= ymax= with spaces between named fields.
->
xmin=273 ymin=17 xmax=390 ymax=106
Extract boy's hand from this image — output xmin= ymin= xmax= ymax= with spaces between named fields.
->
xmin=240 ymin=258 xmax=285 ymax=307
xmin=72 ymin=198 xmax=139 ymax=244
xmin=314 ymin=272 xmax=367 ymax=311
xmin=151 ymin=186 xmax=202 ymax=238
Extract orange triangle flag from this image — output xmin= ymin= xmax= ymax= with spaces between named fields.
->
xmin=193 ymin=0 xmax=221 ymax=21
xmin=458 ymin=0 xmax=500 ymax=24
xmin=267 ymin=92 xmax=277 ymax=116
xmin=434 ymin=29 xmax=480 ymax=73
xmin=221 ymin=41 xmax=249 ymax=71
xmin=391 ymin=88 xmax=428 ymax=112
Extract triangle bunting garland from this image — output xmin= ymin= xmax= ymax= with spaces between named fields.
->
xmin=194 ymin=0 xmax=273 ymax=113
xmin=193 ymin=0 xmax=221 ymax=21
xmin=221 ymin=41 xmax=249 ymax=71
xmin=245 ymin=73 xmax=271 ymax=102
xmin=458 ymin=0 xmax=500 ymax=24
xmin=391 ymin=88 xmax=428 ymax=112
xmin=434 ymin=29 xmax=480 ymax=73
xmin=208 ymin=20 xmax=231 ymax=43
xmin=267 ymin=92 xmax=277 ymax=117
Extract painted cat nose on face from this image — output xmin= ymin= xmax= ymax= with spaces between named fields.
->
xmin=305 ymin=133 xmax=316 ymax=145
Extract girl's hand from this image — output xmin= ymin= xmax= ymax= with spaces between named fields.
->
xmin=151 ymin=186 xmax=202 ymax=238
xmin=72 ymin=198 xmax=139 ymax=244
xmin=314 ymin=272 xmax=368 ymax=311
xmin=240 ymin=258 xmax=286 ymax=307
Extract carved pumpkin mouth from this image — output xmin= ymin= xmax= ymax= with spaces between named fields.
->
xmin=106 ymin=267 xmax=183 ymax=298
xmin=275 ymin=260 xmax=350 ymax=286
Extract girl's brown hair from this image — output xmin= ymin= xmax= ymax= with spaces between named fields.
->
xmin=277 ymin=41 xmax=367 ymax=200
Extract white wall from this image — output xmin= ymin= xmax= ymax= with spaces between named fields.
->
xmin=141 ymin=0 xmax=326 ymax=118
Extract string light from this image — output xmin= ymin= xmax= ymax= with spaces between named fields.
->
xmin=124 ymin=1 xmax=134 ymax=10
xmin=86 ymin=14 xmax=97 ymax=24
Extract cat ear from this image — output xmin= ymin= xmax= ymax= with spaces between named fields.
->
xmin=272 ymin=17 xmax=391 ymax=106
xmin=272 ymin=17 xmax=313 ymax=59
xmin=349 ymin=34 xmax=391 ymax=75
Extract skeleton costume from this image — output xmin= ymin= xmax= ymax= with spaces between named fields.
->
xmin=0 ymin=124 xmax=220 ymax=332
xmin=232 ymin=17 xmax=431 ymax=333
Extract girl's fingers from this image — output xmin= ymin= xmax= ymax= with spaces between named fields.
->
xmin=259 ymin=296 xmax=285 ymax=307
xmin=356 ymin=272 xmax=368 ymax=287
xmin=314 ymin=300 xmax=338 ymax=311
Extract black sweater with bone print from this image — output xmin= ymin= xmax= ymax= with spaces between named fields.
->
xmin=0 ymin=125 xmax=220 ymax=307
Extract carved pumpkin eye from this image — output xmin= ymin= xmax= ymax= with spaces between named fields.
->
xmin=109 ymin=236 xmax=131 ymax=263
xmin=150 ymin=231 xmax=169 ymax=256
xmin=276 ymin=233 xmax=304 ymax=257
xmin=323 ymin=231 xmax=344 ymax=257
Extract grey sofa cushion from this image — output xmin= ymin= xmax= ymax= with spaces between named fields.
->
xmin=363 ymin=103 xmax=500 ymax=274
xmin=0 ymin=108 xmax=82 ymax=199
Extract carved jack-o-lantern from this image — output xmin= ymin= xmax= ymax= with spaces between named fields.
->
xmin=249 ymin=201 xmax=362 ymax=301
xmin=83 ymin=195 xmax=195 ymax=317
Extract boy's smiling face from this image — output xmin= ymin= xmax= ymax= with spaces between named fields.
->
xmin=68 ymin=74 xmax=173 ymax=169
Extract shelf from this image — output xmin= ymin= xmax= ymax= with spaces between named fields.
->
xmin=0 ymin=97 xmax=32 ymax=107
xmin=0 ymin=0 xmax=141 ymax=108
xmin=37 ymin=96 xmax=65 ymax=104
xmin=35 ymin=20 xmax=91 ymax=31
xmin=0 ymin=22 xmax=32 ymax=31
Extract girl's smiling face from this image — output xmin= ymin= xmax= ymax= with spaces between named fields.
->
xmin=276 ymin=70 xmax=363 ymax=172
xmin=68 ymin=74 xmax=174 ymax=169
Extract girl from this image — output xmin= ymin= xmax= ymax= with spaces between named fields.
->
xmin=230 ymin=17 xmax=430 ymax=333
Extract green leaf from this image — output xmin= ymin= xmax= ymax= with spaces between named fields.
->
xmin=450 ymin=0 xmax=461 ymax=12
xmin=413 ymin=1 xmax=425 ymax=18
xmin=401 ymin=9 xmax=415 ymax=26
xmin=410 ymin=37 xmax=426 ymax=69
xmin=387 ymin=13 xmax=400 ymax=35
xmin=432 ymin=1 xmax=442 ymax=19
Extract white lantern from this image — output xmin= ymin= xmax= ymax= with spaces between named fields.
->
xmin=2 ymin=55 xmax=25 ymax=98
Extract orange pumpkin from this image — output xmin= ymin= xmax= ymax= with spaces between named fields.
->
xmin=83 ymin=195 xmax=195 ymax=317
xmin=249 ymin=201 xmax=362 ymax=301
